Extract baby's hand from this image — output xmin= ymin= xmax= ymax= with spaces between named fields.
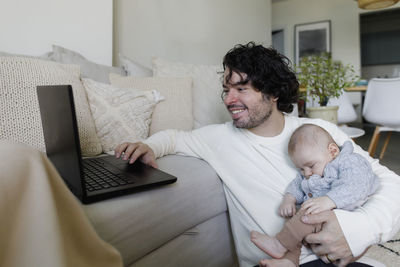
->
xmin=300 ymin=196 xmax=336 ymax=214
xmin=279 ymin=194 xmax=297 ymax=218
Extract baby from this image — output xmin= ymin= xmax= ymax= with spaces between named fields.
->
xmin=251 ymin=124 xmax=380 ymax=266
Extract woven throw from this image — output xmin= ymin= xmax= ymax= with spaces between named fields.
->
xmin=0 ymin=57 xmax=102 ymax=156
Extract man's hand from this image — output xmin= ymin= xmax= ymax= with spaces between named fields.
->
xmin=301 ymin=210 xmax=359 ymax=267
xmin=300 ymin=196 xmax=336 ymax=215
xmin=279 ymin=194 xmax=297 ymax=218
xmin=114 ymin=142 xmax=158 ymax=168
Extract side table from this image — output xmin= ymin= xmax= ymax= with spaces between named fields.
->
xmin=339 ymin=125 xmax=365 ymax=139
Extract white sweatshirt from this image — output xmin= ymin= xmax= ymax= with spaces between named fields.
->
xmin=144 ymin=115 xmax=400 ymax=266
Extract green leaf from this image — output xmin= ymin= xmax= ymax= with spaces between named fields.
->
xmin=296 ymin=53 xmax=357 ymax=106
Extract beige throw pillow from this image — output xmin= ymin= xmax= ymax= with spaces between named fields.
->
xmin=0 ymin=57 xmax=102 ymax=156
xmin=152 ymin=57 xmax=231 ymax=128
xmin=82 ymin=78 xmax=163 ymax=153
xmin=109 ymin=74 xmax=193 ymax=135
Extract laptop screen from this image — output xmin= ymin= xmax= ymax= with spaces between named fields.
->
xmin=37 ymin=85 xmax=84 ymax=198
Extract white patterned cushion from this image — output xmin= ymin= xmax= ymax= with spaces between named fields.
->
xmin=109 ymin=74 xmax=193 ymax=135
xmin=82 ymin=78 xmax=163 ymax=153
xmin=152 ymin=57 xmax=231 ymax=128
xmin=0 ymin=57 xmax=102 ymax=156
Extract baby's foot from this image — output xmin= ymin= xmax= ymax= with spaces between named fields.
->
xmin=250 ymin=230 xmax=287 ymax=259
xmin=259 ymin=258 xmax=296 ymax=267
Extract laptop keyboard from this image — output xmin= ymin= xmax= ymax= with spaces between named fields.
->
xmin=83 ymin=159 xmax=134 ymax=192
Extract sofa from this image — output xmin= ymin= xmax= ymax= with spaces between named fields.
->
xmin=0 ymin=46 xmax=238 ymax=266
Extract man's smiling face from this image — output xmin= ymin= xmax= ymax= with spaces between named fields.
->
xmin=222 ymin=69 xmax=274 ymax=129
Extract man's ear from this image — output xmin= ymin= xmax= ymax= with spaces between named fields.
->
xmin=263 ymin=94 xmax=278 ymax=103
xmin=328 ymin=143 xmax=340 ymax=159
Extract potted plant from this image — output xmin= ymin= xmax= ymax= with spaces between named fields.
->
xmin=297 ymin=53 xmax=358 ymax=124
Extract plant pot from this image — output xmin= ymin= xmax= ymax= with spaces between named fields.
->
xmin=306 ymin=106 xmax=339 ymax=124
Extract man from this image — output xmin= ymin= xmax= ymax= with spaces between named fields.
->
xmin=115 ymin=42 xmax=400 ymax=267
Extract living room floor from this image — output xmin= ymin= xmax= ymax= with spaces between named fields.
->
xmin=350 ymin=122 xmax=400 ymax=175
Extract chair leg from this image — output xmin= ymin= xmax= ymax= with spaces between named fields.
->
xmin=368 ymin=126 xmax=381 ymax=157
xmin=379 ymin=131 xmax=392 ymax=160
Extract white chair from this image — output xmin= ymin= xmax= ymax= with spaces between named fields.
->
xmin=362 ymin=77 xmax=400 ymax=160
xmin=327 ymin=90 xmax=358 ymax=125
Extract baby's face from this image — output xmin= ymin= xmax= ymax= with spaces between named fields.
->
xmin=290 ymin=145 xmax=332 ymax=179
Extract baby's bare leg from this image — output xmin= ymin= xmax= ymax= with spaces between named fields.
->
xmin=250 ymin=231 xmax=287 ymax=258
xmin=276 ymin=209 xmax=319 ymax=252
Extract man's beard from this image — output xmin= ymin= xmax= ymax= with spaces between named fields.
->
xmin=232 ymin=98 xmax=273 ymax=129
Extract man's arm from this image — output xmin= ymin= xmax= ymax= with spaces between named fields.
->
xmin=115 ymin=128 xmax=209 ymax=165
xmin=114 ymin=129 xmax=180 ymax=166
xmin=333 ymin=143 xmax=400 ymax=255
xmin=144 ymin=128 xmax=208 ymax=159
xmin=143 ymin=129 xmax=180 ymax=158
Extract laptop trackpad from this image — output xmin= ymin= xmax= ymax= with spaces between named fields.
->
xmin=101 ymin=155 xmax=166 ymax=180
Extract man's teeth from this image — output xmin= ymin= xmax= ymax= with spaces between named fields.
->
xmin=232 ymin=109 xmax=245 ymax=114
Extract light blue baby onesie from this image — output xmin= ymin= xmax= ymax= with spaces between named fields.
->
xmin=285 ymin=141 xmax=380 ymax=210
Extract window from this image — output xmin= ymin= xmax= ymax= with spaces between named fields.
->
xmin=361 ymin=8 xmax=400 ymax=66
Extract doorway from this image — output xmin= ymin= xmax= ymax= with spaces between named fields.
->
xmin=272 ymin=29 xmax=284 ymax=55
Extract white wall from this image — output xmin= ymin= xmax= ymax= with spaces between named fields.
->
xmin=0 ymin=0 xmax=113 ymax=65
xmin=272 ymin=0 xmax=361 ymax=74
xmin=113 ymin=0 xmax=271 ymax=67
xmin=272 ymin=0 xmax=400 ymax=115
xmin=272 ymin=0 xmax=400 ymax=76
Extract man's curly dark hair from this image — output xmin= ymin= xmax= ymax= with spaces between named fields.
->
xmin=222 ymin=42 xmax=299 ymax=113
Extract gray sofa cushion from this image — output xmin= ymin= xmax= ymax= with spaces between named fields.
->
xmin=130 ymin=212 xmax=238 ymax=267
xmin=50 ymin=45 xmax=126 ymax=83
xmin=83 ymin=155 xmax=228 ymax=265
xmin=0 ymin=47 xmax=125 ymax=84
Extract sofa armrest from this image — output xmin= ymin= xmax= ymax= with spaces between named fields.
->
xmin=83 ymin=155 xmax=228 ymax=265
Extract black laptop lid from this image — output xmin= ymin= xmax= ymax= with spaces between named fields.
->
xmin=37 ymin=85 xmax=84 ymax=198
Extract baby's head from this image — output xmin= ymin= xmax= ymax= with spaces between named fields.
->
xmin=288 ymin=124 xmax=340 ymax=179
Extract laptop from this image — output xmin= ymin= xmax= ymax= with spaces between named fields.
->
xmin=36 ymin=85 xmax=177 ymax=204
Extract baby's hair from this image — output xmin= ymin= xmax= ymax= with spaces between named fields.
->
xmin=288 ymin=124 xmax=336 ymax=155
